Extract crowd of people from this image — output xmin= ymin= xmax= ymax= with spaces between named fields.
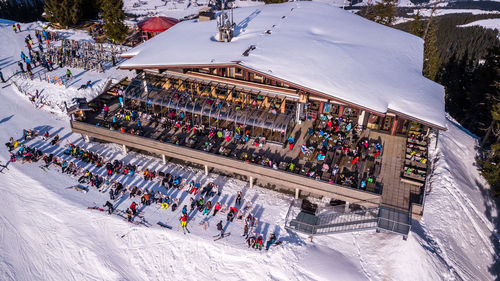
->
xmin=4 ymin=130 xmax=281 ymax=250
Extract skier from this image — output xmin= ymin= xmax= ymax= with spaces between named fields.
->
xmin=182 ymin=205 xmax=188 ymax=216
xmin=16 ymin=23 xmax=21 ymax=32
xmin=125 ymin=208 xmax=132 ymax=222
xmin=235 ymin=191 xmax=242 ymax=205
xmin=12 ymin=24 xmax=16 ymax=33
xmin=18 ymin=62 xmax=24 ymax=73
xmin=42 ymin=131 xmax=49 ymax=141
xmin=216 ymin=220 xmax=224 ymax=238
xmin=130 ymin=202 xmax=137 ymax=216
xmin=66 ymin=69 xmax=72 ymax=78
xmin=179 ymin=213 xmax=188 ymax=229
xmin=265 ymin=233 xmax=277 ymax=250
xmin=104 ymin=201 xmax=114 ymax=214
xmin=109 ymin=188 xmax=115 ymax=200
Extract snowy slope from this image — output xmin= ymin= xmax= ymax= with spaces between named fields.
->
xmin=0 ymin=21 xmax=131 ymax=113
xmin=0 ymin=19 xmax=498 ymax=281
xmin=459 ymin=18 xmax=500 ymax=31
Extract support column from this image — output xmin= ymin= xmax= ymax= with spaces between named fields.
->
xmin=249 ymin=176 xmax=254 ymax=188
xmin=338 ymin=105 xmax=344 ymax=117
xmin=162 ymin=154 xmax=166 ymax=165
xmin=318 ymin=101 xmax=324 ymax=115
xmin=204 ymin=165 xmax=209 ymax=176
xmin=83 ymin=135 xmax=91 ymax=143
xmin=390 ymin=117 xmax=398 ymax=136
xmin=122 ymin=144 xmax=127 ymax=154
xmin=295 ymin=188 xmax=300 ymax=199
xmin=143 ymin=79 xmax=148 ymax=94
xmin=344 ymin=202 xmax=350 ymax=212
xmin=357 ymin=110 xmax=366 ymax=129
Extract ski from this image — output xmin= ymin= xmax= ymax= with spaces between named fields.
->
xmin=214 ymin=233 xmax=231 ymax=241
xmin=88 ymin=206 xmax=106 ymax=212
xmin=157 ymin=221 xmax=173 ymax=229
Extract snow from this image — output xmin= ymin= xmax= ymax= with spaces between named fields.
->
xmin=0 ymin=18 xmax=498 ymax=281
xmin=411 ymin=9 xmax=500 ymax=17
xmin=123 ymin=0 xmax=264 ymax=20
xmin=121 ymin=2 xmax=445 ymax=129
xmin=0 ymin=21 xmax=131 ymax=113
xmin=459 ymin=18 xmax=500 ymax=31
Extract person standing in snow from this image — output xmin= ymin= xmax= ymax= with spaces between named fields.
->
xmin=18 ymin=61 xmax=24 ymax=73
xmin=12 ymin=24 xmax=17 ymax=33
xmin=129 ymin=202 xmax=137 ymax=216
xmin=216 ymin=220 xmax=225 ymax=238
xmin=235 ymin=191 xmax=242 ymax=205
xmin=109 ymin=188 xmax=115 ymax=200
xmin=125 ymin=208 xmax=132 ymax=222
xmin=104 ymin=201 xmax=114 ymax=214
xmin=16 ymin=23 xmax=21 ymax=32
xmin=66 ymin=69 xmax=72 ymax=78
xmin=179 ymin=214 xmax=188 ymax=229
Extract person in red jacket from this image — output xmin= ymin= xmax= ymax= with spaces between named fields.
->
xmin=130 ymin=202 xmax=137 ymax=216
xmin=213 ymin=202 xmax=221 ymax=216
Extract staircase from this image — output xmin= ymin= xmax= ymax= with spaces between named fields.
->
xmin=285 ymin=200 xmax=411 ymax=239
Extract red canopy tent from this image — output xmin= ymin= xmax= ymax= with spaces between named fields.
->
xmin=137 ymin=16 xmax=179 ymax=41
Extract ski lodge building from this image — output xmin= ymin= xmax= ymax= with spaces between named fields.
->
xmin=70 ymin=2 xmax=445 ymax=237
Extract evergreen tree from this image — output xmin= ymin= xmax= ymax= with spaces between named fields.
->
xmin=409 ymin=11 xmax=424 ymax=38
xmin=479 ymin=143 xmax=500 ymax=196
xmin=100 ymin=0 xmax=128 ymax=43
xmin=372 ymin=0 xmax=397 ymax=26
xmin=44 ymin=0 xmax=83 ymax=27
xmin=423 ymin=23 xmax=440 ymax=81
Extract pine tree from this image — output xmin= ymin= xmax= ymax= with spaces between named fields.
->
xmin=100 ymin=0 xmax=128 ymax=43
xmin=479 ymin=143 xmax=500 ymax=196
xmin=372 ymin=0 xmax=397 ymax=26
xmin=423 ymin=23 xmax=440 ymax=81
xmin=44 ymin=0 xmax=83 ymax=28
xmin=409 ymin=11 xmax=424 ymax=38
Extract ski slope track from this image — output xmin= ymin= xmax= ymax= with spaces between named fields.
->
xmin=0 ymin=18 xmax=498 ymax=281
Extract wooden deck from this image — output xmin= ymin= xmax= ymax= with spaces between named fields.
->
xmin=71 ymin=120 xmax=382 ymax=207
xmin=371 ymin=131 xmax=422 ymax=212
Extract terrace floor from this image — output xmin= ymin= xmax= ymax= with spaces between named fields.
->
xmin=373 ymin=131 xmax=422 ymax=211
xmin=80 ymin=89 xmax=424 ymax=211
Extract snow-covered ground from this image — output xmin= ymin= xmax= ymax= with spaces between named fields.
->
xmin=0 ymin=16 xmax=498 ymax=281
xmin=410 ymin=9 xmax=500 ymax=17
xmin=459 ymin=18 xmax=500 ymax=31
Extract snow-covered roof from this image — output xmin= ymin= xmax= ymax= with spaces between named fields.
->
xmin=120 ymin=2 xmax=446 ymax=129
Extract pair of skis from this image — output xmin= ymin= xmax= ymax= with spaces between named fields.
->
xmin=214 ymin=232 xmax=231 ymax=241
